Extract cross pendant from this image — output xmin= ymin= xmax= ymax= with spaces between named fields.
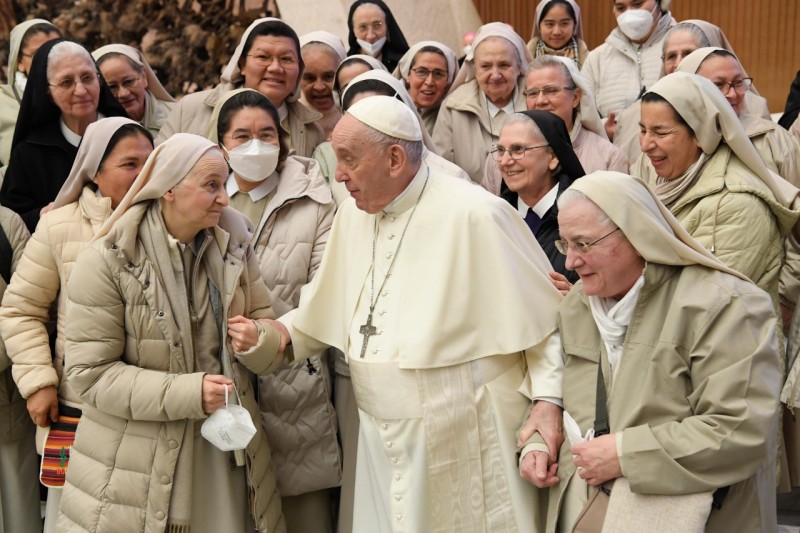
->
xmin=359 ymin=313 xmax=377 ymax=358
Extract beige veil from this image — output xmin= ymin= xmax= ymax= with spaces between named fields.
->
xmin=92 ymin=44 xmax=175 ymax=103
xmin=394 ymin=41 xmax=458 ymax=85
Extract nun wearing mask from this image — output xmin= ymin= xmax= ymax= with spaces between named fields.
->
xmin=482 ymin=55 xmax=628 ymax=196
xmin=494 ymin=110 xmax=585 ymax=288
xmin=0 ymin=19 xmax=61 ymax=168
xmin=613 ymin=19 xmax=771 ymax=161
xmin=346 ymin=0 xmax=409 ymax=72
xmin=56 ymin=133 xmax=288 ymax=532
xmin=156 ymin=18 xmax=325 ymax=158
xmin=393 ymin=41 xmax=458 ymax=136
xmin=677 ymin=47 xmax=800 ymax=189
xmin=0 ymin=117 xmax=153 ymax=532
xmin=207 ymin=88 xmax=338 ymax=533
xmin=312 ymin=55 xmax=388 ymax=191
xmin=299 ymin=31 xmax=347 ymax=140
xmin=539 ymin=171 xmax=781 ymax=533
xmin=433 ymin=22 xmax=532 ymax=183
xmin=581 ymin=0 xmax=676 ymax=128
xmin=93 ymin=44 xmax=175 ymax=138
xmin=527 ymin=0 xmax=589 ymax=68
xmin=0 ymin=38 xmax=127 ymax=231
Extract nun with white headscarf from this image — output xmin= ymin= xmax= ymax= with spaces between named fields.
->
xmin=481 ymin=54 xmax=629 ymax=195
xmin=93 ymin=44 xmax=175 ymax=138
xmin=433 ymin=22 xmax=532 ymax=183
xmin=156 ymin=18 xmax=325 ymax=158
xmin=526 ymin=0 xmax=589 ymax=68
xmin=542 ymin=170 xmax=780 ymax=533
xmin=393 ymin=40 xmax=458 ymax=136
xmin=56 ymin=133 xmax=287 ymax=532
xmin=299 ymin=31 xmax=347 ymax=139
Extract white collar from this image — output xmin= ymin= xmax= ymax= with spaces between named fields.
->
xmin=60 ymin=112 xmax=106 ymax=147
xmin=383 ymin=163 xmax=428 ymax=216
xmin=226 ymin=171 xmax=279 ymax=202
xmin=486 ymin=88 xmax=517 ymax=118
xmin=516 ymin=183 xmax=559 ymax=218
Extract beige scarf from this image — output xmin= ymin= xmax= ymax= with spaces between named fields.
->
xmin=654 ymin=153 xmax=709 ymax=208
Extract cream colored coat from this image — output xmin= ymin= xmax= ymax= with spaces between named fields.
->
xmin=549 ymin=262 xmax=781 ymax=533
xmin=155 ymin=83 xmax=325 ymax=157
xmin=742 ymin=113 xmax=800 ymax=188
xmin=580 ymin=15 xmax=675 ymax=118
xmin=0 ymin=85 xmax=20 ymax=168
xmin=633 ymin=145 xmax=798 ymax=302
xmin=433 ymin=78 xmax=527 ymax=183
xmin=481 ymin=125 xmax=628 ymax=195
xmin=57 ymin=205 xmax=285 ymax=533
xmin=0 ymin=186 xmax=111 ymax=405
xmin=249 ymin=156 xmax=341 ymax=496
xmin=0 ymin=206 xmax=31 ymax=442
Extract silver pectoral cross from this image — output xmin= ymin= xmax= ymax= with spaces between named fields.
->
xmin=359 ymin=313 xmax=377 ymax=358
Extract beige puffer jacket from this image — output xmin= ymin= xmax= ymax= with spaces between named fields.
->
xmin=634 ymin=145 xmax=798 ymax=302
xmin=155 ymin=83 xmax=325 ymax=157
xmin=0 ymin=186 xmax=111 ymax=405
xmin=580 ymin=14 xmax=675 ymax=118
xmin=249 ymin=156 xmax=341 ymax=496
xmin=742 ymin=113 xmax=800 ymax=188
xmin=0 ymin=206 xmax=31 ymax=442
xmin=57 ymin=205 xmax=284 ymax=533
xmin=433 ymin=77 xmax=527 ymax=183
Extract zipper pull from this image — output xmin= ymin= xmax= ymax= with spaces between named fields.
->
xmin=306 ymin=358 xmax=318 ymax=375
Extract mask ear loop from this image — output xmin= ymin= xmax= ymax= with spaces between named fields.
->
xmin=228 ymin=382 xmax=244 ymax=407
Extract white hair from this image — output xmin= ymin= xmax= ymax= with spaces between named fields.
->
xmin=47 ymin=41 xmax=95 ymax=81
xmin=503 ymin=113 xmax=548 ymax=144
xmin=361 ymin=125 xmax=424 ymax=166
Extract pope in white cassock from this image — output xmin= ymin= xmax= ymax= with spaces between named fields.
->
xmin=274 ymin=95 xmax=565 ymax=532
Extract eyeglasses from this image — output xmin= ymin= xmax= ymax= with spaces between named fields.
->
xmin=356 ymin=21 xmax=384 ymax=34
xmin=246 ymin=54 xmax=298 ymax=68
xmin=48 ymin=72 xmax=99 ymax=92
xmin=491 ymin=144 xmax=549 ymax=161
xmin=554 ymin=227 xmax=620 ymax=255
xmin=225 ymin=131 xmax=278 ymax=144
xmin=106 ymin=73 xmax=142 ymax=95
xmin=524 ymin=85 xmax=576 ymax=99
xmin=713 ymin=78 xmax=753 ymax=94
xmin=410 ymin=67 xmax=448 ymax=81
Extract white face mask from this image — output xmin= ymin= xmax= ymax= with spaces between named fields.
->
xmin=224 ymin=139 xmax=279 ymax=182
xmin=616 ymin=3 xmax=658 ymax=42
xmin=357 ymin=36 xmax=387 ymax=57
xmin=200 ymin=386 xmax=257 ymax=452
xmin=15 ymin=70 xmax=27 ymax=93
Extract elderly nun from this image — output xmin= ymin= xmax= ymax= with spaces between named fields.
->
xmin=56 ymin=133 xmax=288 ymax=532
xmin=299 ymin=31 xmax=347 ymax=139
xmin=531 ymin=171 xmax=781 ymax=533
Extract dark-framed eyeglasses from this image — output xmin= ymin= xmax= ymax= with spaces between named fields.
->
xmin=106 ymin=73 xmax=143 ymax=95
xmin=410 ymin=67 xmax=448 ymax=81
xmin=713 ymin=78 xmax=753 ymax=94
xmin=491 ymin=144 xmax=549 ymax=161
xmin=524 ymin=85 xmax=576 ymax=99
xmin=554 ymin=227 xmax=620 ymax=255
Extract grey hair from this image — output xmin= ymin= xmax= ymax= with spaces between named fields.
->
xmin=96 ymin=51 xmax=144 ymax=74
xmin=662 ymin=23 xmax=711 ymax=55
xmin=474 ymin=36 xmax=523 ymax=72
xmin=528 ymin=55 xmax=573 ymax=86
xmin=361 ymin=126 xmax=424 ymax=166
xmin=301 ymin=41 xmax=339 ymax=58
xmin=503 ymin=112 xmax=548 ymax=144
xmin=47 ymin=41 xmax=94 ymax=81
xmin=557 ymin=189 xmax=615 ymax=229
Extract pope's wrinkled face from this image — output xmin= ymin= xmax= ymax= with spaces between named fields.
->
xmin=240 ymin=35 xmax=301 ymax=108
xmin=332 ymin=113 xmax=396 ymax=214
xmin=558 ymin=198 xmax=644 ymax=299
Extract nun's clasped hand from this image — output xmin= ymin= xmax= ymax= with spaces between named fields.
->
xmin=228 ymin=315 xmax=259 ymax=352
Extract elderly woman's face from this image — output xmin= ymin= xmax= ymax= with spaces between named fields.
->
xmin=662 ymin=30 xmax=700 ymax=75
xmin=558 ymin=199 xmax=644 ymax=299
xmin=94 ymin=131 xmax=153 ymax=209
xmin=300 ymin=45 xmax=339 ymax=112
xmin=163 ymin=153 xmax=230 ymax=235
xmin=18 ymin=31 xmax=60 ymax=75
xmin=474 ymin=37 xmax=521 ymax=107
xmin=525 ymin=67 xmax=580 ymax=130
xmin=696 ymin=55 xmax=747 ymax=116
xmin=352 ymin=4 xmax=387 ymax=44
xmin=639 ymin=101 xmax=702 ymax=180
xmin=99 ymin=56 xmax=148 ymax=122
xmin=241 ymin=35 xmax=301 ymax=108
xmin=407 ymin=51 xmax=450 ymax=110
xmin=337 ymin=62 xmax=371 ymax=94
xmin=539 ymin=3 xmax=576 ymax=50
xmin=48 ymin=54 xmax=100 ymax=123
xmin=497 ymin=121 xmax=558 ymax=198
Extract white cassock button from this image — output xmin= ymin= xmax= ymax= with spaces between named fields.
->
xmin=392 ymin=457 xmax=399 ymax=464
xmin=388 ymin=234 xmax=396 ymax=240
xmin=395 ymin=495 xmax=402 ymax=501
xmin=396 ymin=514 xmax=403 ymax=521
xmin=379 ymin=310 xmax=386 ymax=316
xmin=385 ymin=252 xmax=393 ymax=259
xmin=377 ymin=329 xmax=383 ymax=335
xmin=382 ymin=423 xmax=389 ymax=430
xmin=386 ymin=441 xmax=393 ymax=448
xmin=394 ymin=474 xmax=401 ymax=481
xmin=381 ymin=290 xmax=388 ymax=297
xmin=373 ymin=348 xmax=379 ymax=354
xmin=390 ymin=216 xmax=397 ymax=222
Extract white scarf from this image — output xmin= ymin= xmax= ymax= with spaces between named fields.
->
xmin=588 ymin=271 xmax=646 ymax=376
